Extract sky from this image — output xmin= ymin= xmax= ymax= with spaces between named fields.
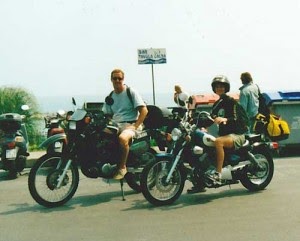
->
xmin=1 ymin=0 xmax=300 ymax=106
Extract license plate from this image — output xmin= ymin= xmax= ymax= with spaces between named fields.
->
xmin=6 ymin=149 xmax=17 ymax=159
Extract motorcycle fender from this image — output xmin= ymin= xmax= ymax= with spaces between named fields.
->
xmin=252 ymin=142 xmax=270 ymax=152
xmin=231 ymin=160 xmax=251 ymax=172
xmin=39 ymin=133 xmax=67 ymax=149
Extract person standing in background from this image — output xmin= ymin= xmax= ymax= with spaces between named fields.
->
xmin=239 ymin=72 xmax=259 ymax=132
xmin=173 ymin=85 xmax=190 ymax=117
xmin=174 ymin=85 xmax=189 ymax=109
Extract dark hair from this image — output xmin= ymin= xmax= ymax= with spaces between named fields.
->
xmin=241 ymin=72 xmax=253 ymax=84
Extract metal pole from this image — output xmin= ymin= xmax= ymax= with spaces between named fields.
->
xmin=151 ymin=64 xmax=156 ymax=105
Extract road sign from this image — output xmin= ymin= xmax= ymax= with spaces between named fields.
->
xmin=137 ymin=48 xmax=167 ymax=64
xmin=137 ymin=48 xmax=167 ymax=105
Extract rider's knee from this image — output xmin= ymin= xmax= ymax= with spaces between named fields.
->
xmin=214 ymin=137 xmax=224 ymax=147
xmin=118 ymin=134 xmax=131 ymax=147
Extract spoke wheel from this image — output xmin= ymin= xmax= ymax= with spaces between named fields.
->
xmin=125 ymin=150 xmax=157 ymax=193
xmin=141 ymin=159 xmax=185 ymax=206
xmin=240 ymin=149 xmax=274 ymax=191
xmin=28 ymin=154 xmax=79 ymax=208
xmin=125 ymin=173 xmax=142 ymax=192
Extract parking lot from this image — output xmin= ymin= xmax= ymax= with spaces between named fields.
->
xmin=1 ymin=155 xmax=300 ymax=241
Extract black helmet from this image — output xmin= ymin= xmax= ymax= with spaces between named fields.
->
xmin=211 ymin=75 xmax=230 ymax=93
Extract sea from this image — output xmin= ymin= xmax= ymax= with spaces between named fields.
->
xmin=37 ymin=92 xmax=175 ymax=113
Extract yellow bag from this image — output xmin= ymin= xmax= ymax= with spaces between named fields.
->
xmin=267 ymin=114 xmax=290 ymax=141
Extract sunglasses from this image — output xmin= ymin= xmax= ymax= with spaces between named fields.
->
xmin=112 ymin=77 xmax=123 ymax=81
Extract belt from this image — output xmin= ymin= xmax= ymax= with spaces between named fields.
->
xmin=119 ymin=120 xmax=136 ymax=124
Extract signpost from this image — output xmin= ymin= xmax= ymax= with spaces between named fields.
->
xmin=137 ymin=48 xmax=166 ymax=105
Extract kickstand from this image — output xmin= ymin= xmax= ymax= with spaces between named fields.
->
xmin=120 ymin=179 xmax=126 ymax=201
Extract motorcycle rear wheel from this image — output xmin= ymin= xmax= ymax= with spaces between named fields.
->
xmin=125 ymin=148 xmax=157 ymax=193
xmin=240 ymin=149 xmax=274 ymax=191
xmin=125 ymin=173 xmax=142 ymax=192
xmin=28 ymin=154 xmax=79 ymax=208
xmin=141 ymin=159 xmax=186 ymax=206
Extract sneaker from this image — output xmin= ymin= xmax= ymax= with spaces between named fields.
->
xmin=113 ymin=168 xmax=127 ymax=180
xmin=187 ymin=186 xmax=206 ymax=194
xmin=207 ymin=171 xmax=223 ymax=185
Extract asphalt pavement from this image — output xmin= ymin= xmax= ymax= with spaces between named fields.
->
xmin=1 ymin=155 xmax=300 ymax=241
xmin=25 ymin=150 xmax=45 ymax=167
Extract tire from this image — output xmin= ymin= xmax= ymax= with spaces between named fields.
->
xmin=28 ymin=154 xmax=79 ymax=208
xmin=125 ymin=173 xmax=142 ymax=192
xmin=240 ymin=149 xmax=274 ymax=191
xmin=125 ymin=149 xmax=157 ymax=193
xmin=141 ymin=159 xmax=186 ymax=206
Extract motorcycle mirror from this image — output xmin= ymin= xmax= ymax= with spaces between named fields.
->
xmin=72 ymin=97 xmax=76 ymax=106
xmin=105 ymin=96 xmax=114 ymax=106
xmin=21 ymin=105 xmax=30 ymax=111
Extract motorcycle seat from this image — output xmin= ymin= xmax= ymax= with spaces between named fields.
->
xmin=245 ymin=133 xmax=262 ymax=143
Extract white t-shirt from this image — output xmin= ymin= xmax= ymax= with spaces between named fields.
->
xmin=174 ymin=92 xmax=189 ymax=108
xmin=103 ymin=87 xmax=145 ymax=123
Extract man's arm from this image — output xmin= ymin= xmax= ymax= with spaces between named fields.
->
xmin=134 ymin=106 xmax=148 ymax=129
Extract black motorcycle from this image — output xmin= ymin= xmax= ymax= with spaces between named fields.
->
xmin=140 ymin=111 xmax=278 ymax=206
xmin=28 ymin=102 xmax=170 ymax=207
xmin=0 ymin=105 xmax=30 ymax=179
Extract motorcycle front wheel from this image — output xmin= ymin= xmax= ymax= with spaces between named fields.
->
xmin=28 ymin=154 xmax=79 ymax=208
xmin=141 ymin=159 xmax=186 ymax=206
xmin=240 ymin=148 xmax=274 ymax=191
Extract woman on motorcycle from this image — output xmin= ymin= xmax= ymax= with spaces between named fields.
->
xmin=208 ymin=75 xmax=249 ymax=184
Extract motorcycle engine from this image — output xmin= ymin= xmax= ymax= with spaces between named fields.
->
xmin=80 ymin=133 xmax=120 ymax=178
xmin=197 ymin=152 xmax=213 ymax=171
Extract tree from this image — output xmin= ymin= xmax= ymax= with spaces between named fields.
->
xmin=0 ymin=86 xmax=42 ymax=149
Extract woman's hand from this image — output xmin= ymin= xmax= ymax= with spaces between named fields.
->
xmin=214 ymin=117 xmax=227 ymax=125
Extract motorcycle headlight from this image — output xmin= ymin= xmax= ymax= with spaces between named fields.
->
xmin=69 ymin=121 xmax=76 ymax=130
xmin=171 ymin=128 xmax=182 ymax=141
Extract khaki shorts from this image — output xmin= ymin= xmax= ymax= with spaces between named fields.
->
xmin=228 ymin=134 xmax=246 ymax=150
xmin=118 ymin=123 xmax=143 ymax=138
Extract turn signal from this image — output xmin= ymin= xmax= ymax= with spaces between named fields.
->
xmin=185 ymin=135 xmax=191 ymax=142
xmin=166 ymin=133 xmax=172 ymax=142
xmin=84 ymin=116 xmax=91 ymax=124
xmin=271 ymin=142 xmax=279 ymax=150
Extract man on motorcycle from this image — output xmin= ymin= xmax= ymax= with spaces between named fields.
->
xmin=102 ymin=68 xmax=148 ymax=180
xmin=208 ymin=75 xmax=249 ymax=184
